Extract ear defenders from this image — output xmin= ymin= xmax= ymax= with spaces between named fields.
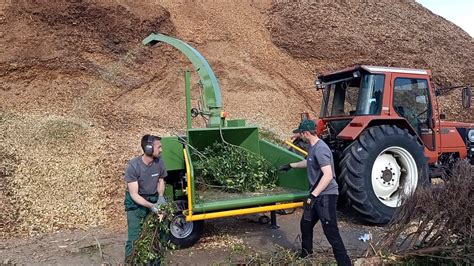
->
xmin=144 ymin=135 xmax=154 ymax=156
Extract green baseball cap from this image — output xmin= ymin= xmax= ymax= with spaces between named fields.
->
xmin=292 ymin=119 xmax=316 ymax=133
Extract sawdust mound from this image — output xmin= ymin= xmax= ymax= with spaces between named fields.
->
xmin=267 ymin=0 xmax=474 ymax=121
xmin=267 ymin=0 xmax=474 ymax=85
xmin=1 ymin=0 xmax=175 ymax=86
xmin=0 ymin=0 xmax=176 ymax=237
xmin=1 ymin=113 xmax=105 ymax=236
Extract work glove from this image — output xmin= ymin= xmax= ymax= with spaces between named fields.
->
xmin=150 ymin=204 xmax=159 ymax=214
xmin=157 ymin=195 xmax=166 ymax=205
xmin=279 ymin=164 xmax=292 ymax=172
xmin=150 ymin=196 xmax=166 ymax=214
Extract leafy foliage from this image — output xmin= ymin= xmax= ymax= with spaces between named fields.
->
xmin=126 ymin=202 xmax=177 ymax=264
xmin=195 ymin=142 xmax=277 ymax=192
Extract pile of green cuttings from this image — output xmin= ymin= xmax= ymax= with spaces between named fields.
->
xmin=126 ymin=203 xmax=177 ymax=264
xmin=195 ymin=142 xmax=277 ymax=192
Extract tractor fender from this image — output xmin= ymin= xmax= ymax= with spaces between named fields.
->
xmin=337 ymin=116 xmax=421 ymax=143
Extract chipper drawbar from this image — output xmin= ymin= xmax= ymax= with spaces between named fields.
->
xmin=142 ymin=33 xmax=309 ymax=248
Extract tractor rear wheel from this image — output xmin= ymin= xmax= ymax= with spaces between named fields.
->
xmin=340 ymin=125 xmax=429 ymax=224
xmin=335 ymin=146 xmax=352 ymax=209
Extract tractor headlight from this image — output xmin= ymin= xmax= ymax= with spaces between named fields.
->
xmin=468 ymin=129 xmax=474 ymax=142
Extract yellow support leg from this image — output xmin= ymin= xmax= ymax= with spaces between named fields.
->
xmin=183 ymin=148 xmax=193 ymax=218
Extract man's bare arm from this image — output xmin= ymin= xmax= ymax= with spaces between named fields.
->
xmin=311 ymin=165 xmax=333 ymax=197
xmin=128 ymin=181 xmax=153 ymax=208
xmin=157 ymin=178 xmax=165 ymax=197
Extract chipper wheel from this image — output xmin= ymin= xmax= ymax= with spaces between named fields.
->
xmin=169 ymin=200 xmax=204 ymax=248
xmin=339 ymin=125 xmax=429 ymax=224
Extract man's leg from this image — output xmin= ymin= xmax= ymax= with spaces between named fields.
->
xmin=300 ymin=197 xmax=319 ymax=257
xmin=125 ymin=207 xmax=147 ymax=260
xmin=316 ymin=195 xmax=351 ymax=266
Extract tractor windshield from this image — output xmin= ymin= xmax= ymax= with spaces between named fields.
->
xmin=320 ymin=73 xmax=385 ymax=118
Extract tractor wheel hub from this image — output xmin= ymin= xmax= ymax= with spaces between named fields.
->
xmin=382 ymin=169 xmax=393 ymax=182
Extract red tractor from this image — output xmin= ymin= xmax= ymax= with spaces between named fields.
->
xmin=304 ymin=65 xmax=473 ymax=224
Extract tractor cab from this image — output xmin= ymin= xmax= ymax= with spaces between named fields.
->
xmin=317 ymin=66 xmax=386 ymax=135
xmin=317 ymin=65 xmax=437 ymax=139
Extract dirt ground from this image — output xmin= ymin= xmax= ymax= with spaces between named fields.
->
xmin=0 ymin=209 xmax=384 ymax=265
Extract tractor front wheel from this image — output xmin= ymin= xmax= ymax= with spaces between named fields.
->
xmin=340 ymin=125 xmax=429 ymax=224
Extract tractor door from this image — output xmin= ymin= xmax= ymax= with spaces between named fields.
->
xmin=392 ymin=77 xmax=436 ymax=150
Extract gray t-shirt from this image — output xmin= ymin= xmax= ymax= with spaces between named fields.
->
xmin=307 ymin=140 xmax=338 ymax=195
xmin=124 ymin=156 xmax=168 ymax=195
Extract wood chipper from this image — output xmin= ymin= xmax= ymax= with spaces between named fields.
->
xmin=142 ymin=34 xmax=309 ymax=248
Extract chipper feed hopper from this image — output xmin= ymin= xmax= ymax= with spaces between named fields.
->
xmin=142 ymin=33 xmax=309 ymax=248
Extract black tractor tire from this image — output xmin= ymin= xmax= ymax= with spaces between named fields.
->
xmin=335 ymin=145 xmax=352 ymax=209
xmin=339 ymin=125 xmax=429 ymax=224
xmin=169 ymin=200 xmax=204 ymax=248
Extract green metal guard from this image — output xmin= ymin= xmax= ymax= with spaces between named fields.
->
xmin=143 ymin=33 xmax=222 ymax=128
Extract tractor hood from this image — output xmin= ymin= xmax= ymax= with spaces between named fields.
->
xmin=439 ymin=121 xmax=474 ymax=129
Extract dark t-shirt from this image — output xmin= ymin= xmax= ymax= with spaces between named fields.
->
xmin=124 ymin=156 xmax=168 ymax=195
xmin=307 ymin=140 xmax=338 ymax=195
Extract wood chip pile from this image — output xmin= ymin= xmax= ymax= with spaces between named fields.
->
xmin=1 ymin=113 xmax=105 ymax=236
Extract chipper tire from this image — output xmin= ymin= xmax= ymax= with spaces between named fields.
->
xmin=169 ymin=200 xmax=204 ymax=248
xmin=340 ymin=125 xmax=429 ymax=224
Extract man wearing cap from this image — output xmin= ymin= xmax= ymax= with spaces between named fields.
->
xmin=124 ymin=134 xmax=168 ymax=261
xmin=280 ymin=120 xmax=351 ymax=265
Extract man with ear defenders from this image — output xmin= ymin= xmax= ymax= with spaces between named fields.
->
xmin=123 ymin=134 xmax=168 ymax=260
xmin=280 ymin=120 xmax=351 ymax=265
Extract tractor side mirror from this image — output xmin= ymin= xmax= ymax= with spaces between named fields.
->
xmin=315 ymin=79 xmax=324 ymax=90
xmin=462 ymin=86 xmax=472 ymax=108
